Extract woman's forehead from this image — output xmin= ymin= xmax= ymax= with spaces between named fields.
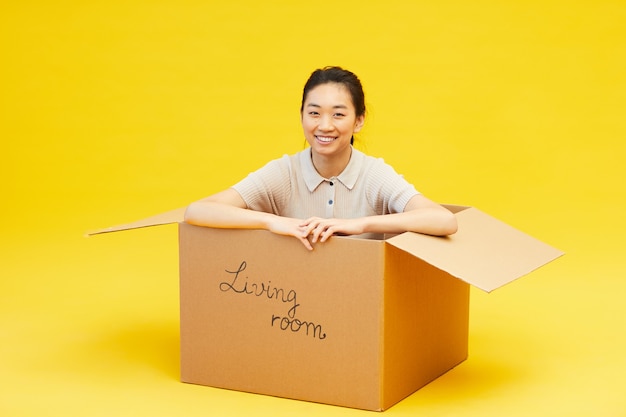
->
xmin=304 ymin=83 xmax=353 ymax=107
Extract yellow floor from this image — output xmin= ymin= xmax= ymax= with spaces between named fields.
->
xmin=2 ymin=1 xmax=625 ymax=416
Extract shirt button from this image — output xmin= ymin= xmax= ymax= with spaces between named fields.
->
xmin=329 ymin=181 xmax=334 ymax=186
xmin=328 ymin=200 xmax=333 ymax=205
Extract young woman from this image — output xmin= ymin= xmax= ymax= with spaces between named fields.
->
xmin=184 ymin=66 xmax=457 ymax=250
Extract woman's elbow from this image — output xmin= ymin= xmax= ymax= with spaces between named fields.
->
xmin=441 ymin=213 xmax=458 ymax=236
xmin=430 ymin=210 xmax=457 ymax=236
xmin=184 ymin=202 xmax=203 ymax=225
xmin=439 ymin=211 xmax=458 ymax=236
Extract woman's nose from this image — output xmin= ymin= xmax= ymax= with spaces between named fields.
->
xmin=319 ymin=114 xmax=333 ymax=131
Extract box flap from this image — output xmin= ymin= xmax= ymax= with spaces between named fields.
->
xmin=387 ymin=207 xmax=564 ymax=292
xmin=86 ymin=207 xmax=186 ymax=236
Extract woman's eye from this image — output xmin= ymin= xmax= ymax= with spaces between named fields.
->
xmin=334 ymin=113 xmax=345 ymax=118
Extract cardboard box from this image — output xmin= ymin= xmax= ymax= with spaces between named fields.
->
xmin=90 ymin=204 xmax=563 ymax=411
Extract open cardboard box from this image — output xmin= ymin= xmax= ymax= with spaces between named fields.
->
xmin=90 ymin=204 xmax=563 ymax=411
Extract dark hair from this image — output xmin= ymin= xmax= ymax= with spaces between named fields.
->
xmin=300 ymin=67 xmax=366 ymax=144
xmin=301 ymin=66 xmax=366 ymax=116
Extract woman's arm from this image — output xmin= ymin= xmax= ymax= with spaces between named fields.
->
xmin=184 ymin=189 xmax=315 ymax=250
xmin=185 ymin=191 xmax=456 ymax=249
xmin=301 ymin=194 xmax=458 ymax=244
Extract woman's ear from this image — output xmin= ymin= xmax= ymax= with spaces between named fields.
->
xmin=354 ymin=115 xmax=365 ymax=133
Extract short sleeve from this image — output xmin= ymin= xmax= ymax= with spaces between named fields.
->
xmin=365 ymin=158 xmax=420 ymax=214
xmin=231 ymin=155 xmax=292 ymax=214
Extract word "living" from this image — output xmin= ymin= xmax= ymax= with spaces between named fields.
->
xmin=219 ymin=261 xmax=326 ymax=340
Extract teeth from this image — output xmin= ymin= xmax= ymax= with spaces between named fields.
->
xmin=316 ymin=136 xmax=336 ymax=143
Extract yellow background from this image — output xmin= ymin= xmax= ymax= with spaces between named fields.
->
xmin=2 ymin=1 xmax=625 ymax=416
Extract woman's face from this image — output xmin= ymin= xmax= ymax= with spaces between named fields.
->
xmin=301 ymin=83 xmax=364 ymax=158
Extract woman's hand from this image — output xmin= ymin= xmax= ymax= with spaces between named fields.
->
xmin=300 ymin=217 xmax=366 ymax=244
xmin=267 ymin=216 xmax=315 ymax=251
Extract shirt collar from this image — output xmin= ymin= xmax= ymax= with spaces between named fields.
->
xmin=300 ymin=147 xmax=363 ymax=192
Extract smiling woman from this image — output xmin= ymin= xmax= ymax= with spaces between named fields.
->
xmin=301 ymin=82 xmax=364 ymax=177
xmin=184 ymin=66 xmax=457 ymax=250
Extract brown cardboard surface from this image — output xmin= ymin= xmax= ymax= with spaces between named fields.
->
xmin=179 ymin=225 xmax=386 ymax=410
xmin=86 ymin=207 xmax=186 ymax=235
xmin=381 ymin=245 xmax=469 ymax=408
xmin=387 ymin=207 xmax=564 ymax=292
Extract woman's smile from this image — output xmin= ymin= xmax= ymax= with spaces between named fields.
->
xmin=315 ymin=135 xmax=338 ymax=143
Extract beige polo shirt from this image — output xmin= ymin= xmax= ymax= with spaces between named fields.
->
xmin=232 ymin=147 xmax=419 ymax=222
